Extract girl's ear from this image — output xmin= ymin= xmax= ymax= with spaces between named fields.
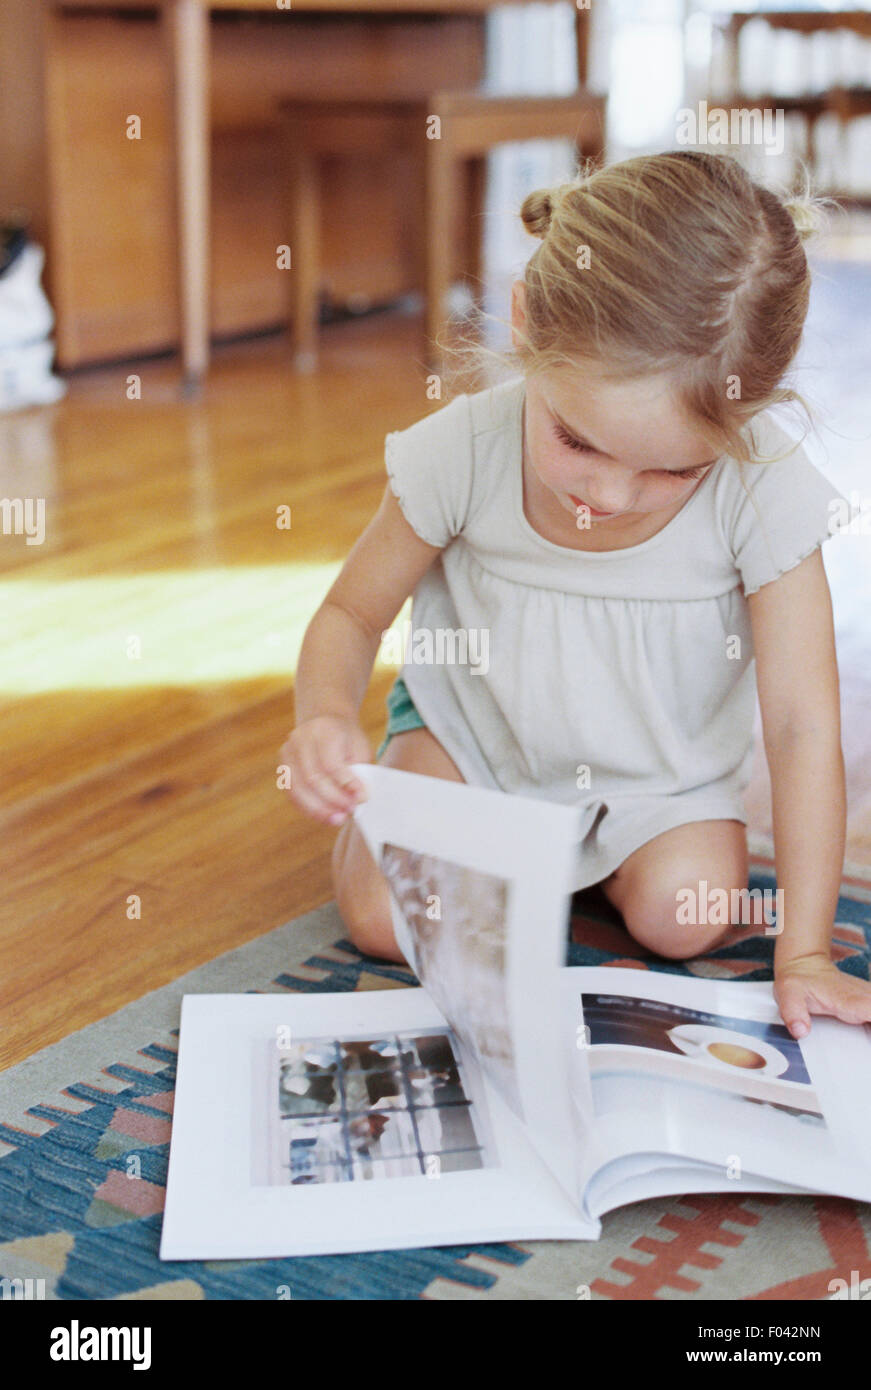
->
xmin=510 ymin=280 xmax=527 ymax=346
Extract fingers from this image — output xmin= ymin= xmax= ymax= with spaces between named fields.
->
xmin=288 ymin=775 xmax=347 ymax=826
xmin=775 ymin=978 xmax=811 ymax=1039
xmin=817 ymin=978 xmax=871 ymax=1027
xmin=333 ymin=761 xmax=368 ymax=803
xmin=296 ymin=747 xmax=359 ymax=823
xmin=279 ymin=722 xmax=372 ymax=825
xmin=777 ymin=970 xmax=871 ymax=1035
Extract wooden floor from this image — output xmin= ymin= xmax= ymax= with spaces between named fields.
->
xmin=2 ymin=267 xmax=870 ymax=1069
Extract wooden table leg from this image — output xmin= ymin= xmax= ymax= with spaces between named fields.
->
xmin=281 ymin=115 xmax=320 ymax=374
xmin=465 ymin=154 xmax=487 ymax=310
xmin=424 ymin=116 xmax=457 ymax=375
xmin=165 ymin=0 xmax=210 ymax=393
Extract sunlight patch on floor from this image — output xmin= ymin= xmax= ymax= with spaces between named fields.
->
xmin=2 ymin=568 xmax=412 ymax=693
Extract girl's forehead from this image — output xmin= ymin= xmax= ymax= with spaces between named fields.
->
xmin=541 ymin=364 xmax=676 ymax=413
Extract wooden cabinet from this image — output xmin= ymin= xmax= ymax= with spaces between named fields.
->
xmin=1 ymin=4 xmax=485 ymax=368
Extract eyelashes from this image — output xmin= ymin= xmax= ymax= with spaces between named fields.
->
xmin=553 ymin=422 xmax=595 ymax=454
xmin=551 ymin=422 xmax=709 ymax=481
xmin=665 ymin=464 xmax=707 ymax=480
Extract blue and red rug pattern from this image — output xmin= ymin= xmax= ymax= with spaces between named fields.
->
xmin=1 ymin=863 xmax=870 ymax=1300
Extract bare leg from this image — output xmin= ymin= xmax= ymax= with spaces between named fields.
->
xmin=332 ymin=727 xmax=465 ymax=961
xmin=599 ymin=819 xmax=768 ymax=959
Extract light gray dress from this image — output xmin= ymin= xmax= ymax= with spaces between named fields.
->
xmin=384 ymin=374 xmax=847 ymax=892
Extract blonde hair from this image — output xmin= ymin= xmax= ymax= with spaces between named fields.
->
xmin=444 ymin=150 xmax=834 ymax=467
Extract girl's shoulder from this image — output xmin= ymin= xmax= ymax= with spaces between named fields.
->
xmin=385 ymin=375 xmax=522 ymax=458
xmin=383 ymin=377 xmax=522 ymax=550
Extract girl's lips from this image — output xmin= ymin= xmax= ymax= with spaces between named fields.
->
xmin=570 ymin=494 xmax=617 ymax=518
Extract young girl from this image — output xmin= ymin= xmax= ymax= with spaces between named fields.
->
xmin=282 ymin=150 xmax=871 ymax=1042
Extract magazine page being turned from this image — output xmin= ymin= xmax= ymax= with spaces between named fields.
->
xmin=351 ymin=762 xmax=595 ymax=1207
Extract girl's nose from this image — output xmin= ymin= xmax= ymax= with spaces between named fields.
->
xmin=584 ymin=462 xmax=640 ymax=513
xmin=584 ymin=484 xmax=635 ymax=514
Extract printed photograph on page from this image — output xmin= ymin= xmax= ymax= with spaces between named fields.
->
xmin=582 ymin=991 xmax=825 ymax=1125
xmin=261 ymin=1027 xmax=497 ymax=1187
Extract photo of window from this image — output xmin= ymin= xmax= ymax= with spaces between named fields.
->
xmin=270 ymin=1028 xmax=491 ymax=1186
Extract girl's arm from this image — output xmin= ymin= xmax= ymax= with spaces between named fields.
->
xmin=748 ymin=549 xmax=871 ymax=1035
xmin=284 ymin=485 xmax=442 ymax=823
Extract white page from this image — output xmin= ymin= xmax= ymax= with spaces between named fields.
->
xmin=160 ymin=988 xmax=597 ymax=1260
xmin=351 ymin=763 xmax=593 ymax=1205
xmin=585 ymin=1158 xmax=813 ymax=1222
xmin=563 ymin=966 xmax=871 ymax=1205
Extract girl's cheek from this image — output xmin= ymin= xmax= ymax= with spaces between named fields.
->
xmin=535 ymin=446 xmax=575 ymax=491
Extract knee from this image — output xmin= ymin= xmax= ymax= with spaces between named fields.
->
xmin=603 ymin=821 xmax=749 ymax=961
xmin=620 ymin=869 xmax=737 ymax=960
xmin=331 ymin=824 xmax=399 ymax=962
xmin=344 ymin=908 xmax=398 ymax=961
xmin=335 ymin=878 xmax=398 ymax=960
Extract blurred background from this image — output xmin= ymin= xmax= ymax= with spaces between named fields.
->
xmin=1 ymin=1 xmax=870 ymax=1063
xmin=3 ymin=0 xmax=871 ymax=390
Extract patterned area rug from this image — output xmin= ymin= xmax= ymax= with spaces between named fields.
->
xmin=2 ymin=854 xmax=870 ymax=1301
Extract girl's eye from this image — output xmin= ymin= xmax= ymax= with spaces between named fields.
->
xmin=553 ymin=420 xmax=712 ymax=480
xmin=663 ymin=466 xmax=707 ymax=481
xmin=553 ymin=423 xmax=595 ymax=453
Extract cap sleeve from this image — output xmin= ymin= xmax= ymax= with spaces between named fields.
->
xmin=385 ymin=392 xmax=474 ymax=549
xmin=722 ymin=422 xmax=850 ymax=597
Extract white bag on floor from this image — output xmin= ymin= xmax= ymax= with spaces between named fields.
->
xmin=0 ymin=240 xmax=67 ymax=411
xmin=0 ymin=338 xmax=66 ymax=411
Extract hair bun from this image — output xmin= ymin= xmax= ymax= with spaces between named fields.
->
xmin=520 ymin=188 xmax=555 ymax=240
xmin=784 ymin=194 xmax=823 ymax=243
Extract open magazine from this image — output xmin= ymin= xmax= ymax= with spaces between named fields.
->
xmin=160 ymin=765 xmax=871 ymax=1260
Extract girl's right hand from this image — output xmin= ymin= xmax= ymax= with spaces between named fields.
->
xmin=279 ymin=717 xmax=373 ymax=826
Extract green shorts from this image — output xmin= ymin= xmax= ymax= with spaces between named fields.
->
xmin=376 ymin=675 xmax=426 ymax=760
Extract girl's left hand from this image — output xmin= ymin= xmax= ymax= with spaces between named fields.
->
xmin=774 ymin=952 xmax=871 ymax=1039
